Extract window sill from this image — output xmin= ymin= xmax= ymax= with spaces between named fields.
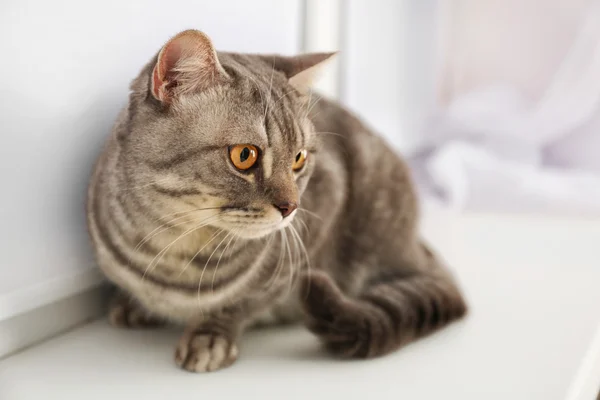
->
xmin=1 ymin=209 xmax=599 ymax=399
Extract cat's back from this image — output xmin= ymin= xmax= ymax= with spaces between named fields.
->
xmin=306 ymin=96 xmax=418 ymax=270
xmin=309 ymin=96 xmax=412 ymax=186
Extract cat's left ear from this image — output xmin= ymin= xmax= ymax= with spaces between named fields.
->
xmin=263 ymin=52 xmax=337 ymax=93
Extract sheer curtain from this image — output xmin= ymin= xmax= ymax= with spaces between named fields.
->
xmin=411 ymin=0 xmax=600 ymax=216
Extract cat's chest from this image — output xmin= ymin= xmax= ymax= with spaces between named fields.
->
xmin=123 ymin=238 xmax=282 ymax=321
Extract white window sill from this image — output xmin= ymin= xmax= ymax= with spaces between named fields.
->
xmin=1 ymin=209 xmax=599 ymax=400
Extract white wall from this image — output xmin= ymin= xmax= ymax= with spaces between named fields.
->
xmin=0 ymin=0 xmax=302 ymax=319
xmin=342 ymin=0 xmax=439 ymax=153
xmin=303 ymin=0 xmax=343 ymax=99
xmin=0 ymin=0 xmax=440 ymax=320
xmin=438 ymin=0 xmax=593 ymax=104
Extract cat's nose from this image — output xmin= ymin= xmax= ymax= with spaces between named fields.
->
xmin=274 ymin=201 xmax=298 ymax=218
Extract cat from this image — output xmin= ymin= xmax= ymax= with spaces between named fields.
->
xmin=87 ymin=29 xmax=467 ymax=373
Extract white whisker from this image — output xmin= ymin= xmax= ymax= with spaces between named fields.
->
xmin=211 ymin=228 xmax=240 ymax=291
xmin=306 ymin=97 xmax=320 ymax=119
xmin=263 ymin=63 xmax=275 ymax=122
xmin=197 ymin=229 xmax=235 ymax=302
xmin=297 ymin=208 xmax=322 ymax=221
xmin=270 ymin=88 xmax=300 ymax=113
xmin=316 ymin=131 xmax=346 ymax=139
xmin=178 ymin=227 xmax=226 ymax=278
xmin=265 ymin=230 xmax=286 ymax=292
xmin=283 ymin=228 xmax=294 ymax=296
xmin=295 ymin=217 xmax=309 ymax=235
xmin=134 ymin=211 xmax=221 ymax=254
xmin=302 ymin=88 xmax=314 ymax=120
xmin=141 ymin=216 xmax=223 ymax=281
xmin=290 ymin=224 xmax=311 ymax=291
xmin=246 ymin=74 xmax=265 ymax=105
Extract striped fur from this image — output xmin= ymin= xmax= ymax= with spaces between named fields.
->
xmin=87 ymin=30 xmax=467 ymax=372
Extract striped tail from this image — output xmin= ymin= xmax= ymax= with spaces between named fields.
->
xmin=301 ymin=251 xmax=467 ymax=358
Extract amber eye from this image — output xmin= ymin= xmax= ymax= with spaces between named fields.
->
xmin=229 ymin=144 xmax=258 ymax=171
xmin=292 ymin=149 xmax=308 ymax=171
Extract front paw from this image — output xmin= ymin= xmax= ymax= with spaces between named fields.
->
xmin=108 ymin=292 xmax=164 ymax=329
xmin=175 ymin=329 xmax=239 ymax=373
xmin=301 ymin=272 xmax=371 ymax=358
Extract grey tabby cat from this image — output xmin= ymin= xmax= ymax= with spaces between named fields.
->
xmin=87 ymin=29 xmax=467 ymax=373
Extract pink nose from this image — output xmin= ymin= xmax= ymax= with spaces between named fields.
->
xmin=274 ymin=202 xmax=298 ymax=218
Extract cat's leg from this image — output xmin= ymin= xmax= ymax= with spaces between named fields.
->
xmin=175 ymin=316 xmax=241 ymax=373
xmin=107 ymin=291 xmax=165 ymax=329
xmin=300 ymin=242 xmax=467 ymax=358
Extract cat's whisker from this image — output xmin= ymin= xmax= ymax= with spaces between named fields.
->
xmin=261 ymin=232 xmax=279 ymax=292
xmin=295 ymin=217 xmax=310 ymax=235
xmin=279 ymin=229 xmax=290 ymax=295
xmin=265 ymin=230 xmax=277 ymax=248
xmin=133 ymin=210 xmax=223 ymax=254
xmin=302 ymin=88 xmax=314 ymax=120
xmin=228 ymin=228 xmax=244 ymax=260
xmin=131 ymin=211 xmax=230 ymax=268
xmin=262 ymin=63 xmax=276 ymax=121
xmin=265 ymin=230 xmax=286 ymax=294
xmin=292 ymin=226 xmax=302 ymax=282
xmin=304 ymin=91 xmax=320 ymax=119
xmin=289 ymin=226 xmax=302 ymax=291
xmin=283 ymin=227 xmax=294 ymax=297
xmin=245 ymin=74 xmax=265 ymax=105
xmin=290 ymin=227 xmax=303 ymax=293
xmin=296 ymin=208 xmax=322 ymax=221
xmin=232 ymin=234 xmax=244 ymax=263
xmin=288 ymin=224 xmax=313 ymax=301
xmin=269 ymin=88 xmax=299 ymax=113
xmin=142 ymin=215 xmax=224 ymax=281
xmin=308 ymin=109 xmax=323 ymax=121
xmin=260 ymin=231 xmax=278 ymax=284
xmin=289 ymin=224 xmax=311 ymax=293
xmin=211 ymin=228 xmax=240 ymax=292
xmin=197 ymin=229 xmax=235 ymax=301
xmin=178 ymin=227 xmax=226 ymax=278
xmin=315 ymin=130 xmax=351 ymax=158
xmin=316 ymin=131 xmax=346 ymax=139
xmin=150 ymin=206 xmax=226 ymax=224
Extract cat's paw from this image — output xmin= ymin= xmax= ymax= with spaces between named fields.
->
xmin=175 ymin=330 xmax=239 ymax=373
xmin=300 ymin=272 xmax=371 ymax=358
xmin=108 ymin=293 xmax=164 ymax=329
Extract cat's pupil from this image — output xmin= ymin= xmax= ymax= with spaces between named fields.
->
xmin=240 ymin=147 xmax=250 ymax=162
xmin=296 ymin=153 xmax=301 ymax=162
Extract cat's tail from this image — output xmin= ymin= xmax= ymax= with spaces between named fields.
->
xmin=301 ymin=244 xmax=467 ymax=358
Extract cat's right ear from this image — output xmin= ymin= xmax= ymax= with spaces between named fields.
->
xmin=151 ymin=30 xmax=229 ymax=104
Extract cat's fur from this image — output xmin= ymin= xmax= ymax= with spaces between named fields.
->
xmin=87 ymin=30 xmax=467 ymax=373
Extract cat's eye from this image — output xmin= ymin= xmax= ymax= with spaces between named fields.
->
xmin=229 ymin=144 xmax=259 ymax=171
xmin=292 ymin=149 xmax=308 ymax=171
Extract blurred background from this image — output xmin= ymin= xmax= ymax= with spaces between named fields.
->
xmin=1 ymin=0 xmax=600 ymax=354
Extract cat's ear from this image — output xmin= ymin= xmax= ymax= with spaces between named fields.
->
xmin=263 ymin=52 xmax=337 ymax=93
xmin=288 ymin=53 xmax=337 ymax=93
xmin=151 ymin=30 xmax=229 ymax=103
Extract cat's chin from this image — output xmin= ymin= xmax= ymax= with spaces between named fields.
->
xmin=233 ymin=225 xmax=286 ymax=239
xmin=226 ymin=215 xmax=296 ymax=240
xmin=236 ymin=229 xmax=277 ymax=240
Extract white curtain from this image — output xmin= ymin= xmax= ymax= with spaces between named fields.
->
xmin=410 ymin=0 xmax=600 ymax=216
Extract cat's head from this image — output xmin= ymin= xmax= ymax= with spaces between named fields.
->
xmin=124 ymin=30 xmax=334 ymax=239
